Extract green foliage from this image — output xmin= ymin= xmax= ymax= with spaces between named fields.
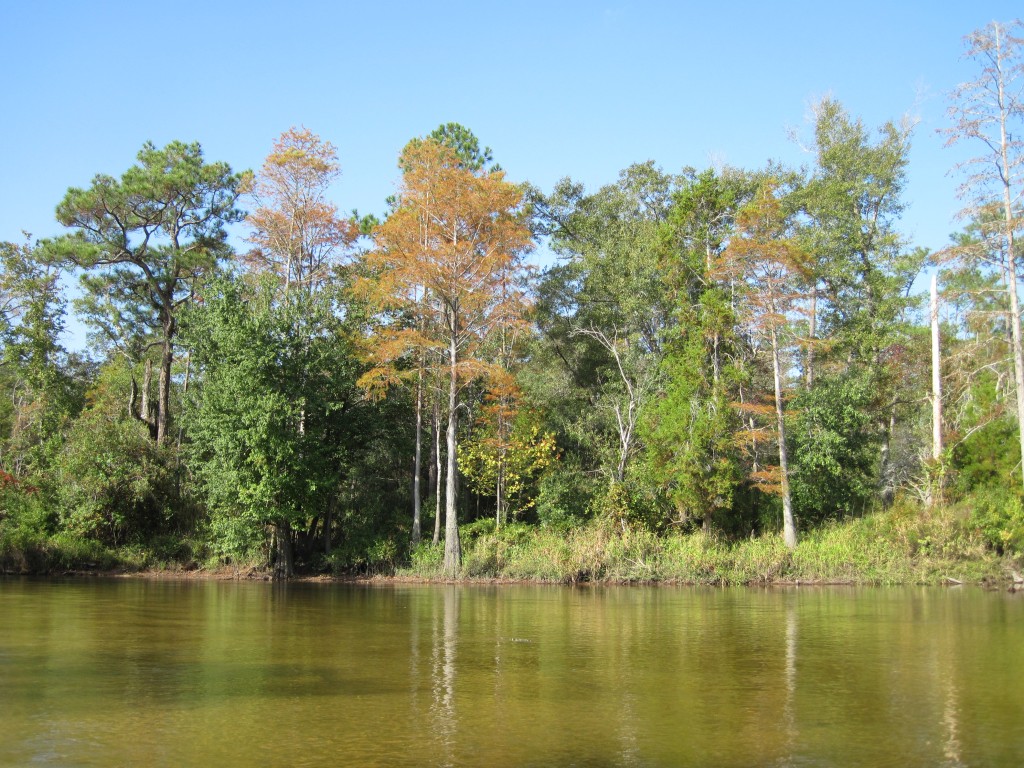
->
xmin=45 ymin=140 xmax=245 ymax=445
xmin=641 ymin=168 xmax=753 ymax=533
xmin=951 ymin=410 xmax=1020 ymax=494
xmin=422 ymin=122 xmax=498 ymax=172
xmin=790 ymin=372 xmax=879 ymax=522
xmin=4 ymin=96 xmax=1022 ymax=583
xmin=530 ymin=163 xmax=675 ymax=484
xmin=0 ymin=484 xmax=123 ymax=573
xmin=966 ymin=485 xmax=1024 ymax=555
xmin=403 ymin=502 xmax=1007 ymax=585
xmin=54 ymin=362 xmax=174 ymax=546
xmin=588 ymin=480 xmax=666 ymax=532
xmin=643 ymin=323 xmax=740 ymax=528
xmin=0 ymin=240 xmax=86 ymax=481
xmin=183 ymin=275 xmax=358 ymax=564
xmin=533 ymin=456 xmax=596 ymax=529
xmin=408 ymin=540 xmax=445 ymax=575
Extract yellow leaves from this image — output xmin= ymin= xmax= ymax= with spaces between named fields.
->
xmin=236 ymin=169 xmax=256 ymax=196
xmin=458 ymin=420 xmax=559 ymax=516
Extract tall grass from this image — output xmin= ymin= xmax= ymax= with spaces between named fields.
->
xmin=403 ymin=502 xmax=1014 ymax=585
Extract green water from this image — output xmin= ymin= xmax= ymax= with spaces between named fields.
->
xmin=0 ymin=580 xmax=1021 ymax=767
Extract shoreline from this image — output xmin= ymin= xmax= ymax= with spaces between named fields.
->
xmin=4 ymin=565 xmax=1018 ymax=590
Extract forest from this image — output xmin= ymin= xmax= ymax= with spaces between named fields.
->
xmin=1 ymin=21 xmax=1023 ymax=583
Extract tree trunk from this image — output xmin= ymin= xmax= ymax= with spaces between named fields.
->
xmin=433 ymin=402 xmax=443 ymax=545
xmin=274 ymin=520 xmax=294 ymax=579
xmin=771 ymin=324 xmax=797 ymax=550
xmin=443 ymin=333 xmax=461 ymax=576
xmin=1004 ymin=243 xmax=1024 ymax=490
xmin=412 ymin=366 xmax=423 ymax=544
xmin=495 ymin=454 xmax=504 ymax=528
xmin=157 ymin=318 xmax=174 ymax=446
xmin=931 ymin=273 xmax=943 ymax=463
xmin=878 ymin=408 xmax=897 ymax=506
xmin=130 ymin=358 xmax=158 ymax=440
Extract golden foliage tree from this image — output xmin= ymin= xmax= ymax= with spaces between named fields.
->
xmin=360 ymin=139 xmax=532 ymax=575
xmin=721 ymin=180 xmax=806 ymax=549
xmin=244 ymin=127 xmax=357 ymax=295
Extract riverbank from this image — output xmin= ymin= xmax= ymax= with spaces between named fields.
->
xmin=4 ymin=502 xmax=1021 ymax=586
xmin=405 ymin=506 xmax=1019 ymax=586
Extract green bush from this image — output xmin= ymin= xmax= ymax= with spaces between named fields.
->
xmin=408 ymin=540 xmax=444 ymax=575
xmin=534 ymin=461 xmax=594 ymax=529
xmin=969 ymin=486 xmax=1024 ymax=555
xmin=54 ymin=364 xmax=175 ymax=546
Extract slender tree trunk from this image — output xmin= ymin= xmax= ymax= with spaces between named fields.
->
xmin=1004 ymin=245 xmax=1024 ymax=489
xmin=770 ymin=324 xmax=797 ymax=550
xmin=432 ymin=403 xmax=442 ymax=545
xmin=929 ymin=273 xmax=944 ymax=507
xmin=931 ymin=273 xmax=943 ymax=463
xmin=142 ymin=357 xmax=153 ymax=429
xmin=412 ymin=365 xmax=423 ymax=544
xmin=495 ymin=454 xmax=504 ymax=528
xmin=878 ymin=408 xmax=897 ymax=506
xmin=443 ymin=331 xmax=461 ymax=576
xmin=157 ymin=330 xmax=173 ymax=446
xmin=130 ymin=357 xmax=158 ymax=440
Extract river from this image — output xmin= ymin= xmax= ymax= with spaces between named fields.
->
xmin=0 ymin=579 xmax=1021 ymax=766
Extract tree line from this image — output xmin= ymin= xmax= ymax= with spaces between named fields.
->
xmin=2 ymin=21 xmax=1023 ymax=577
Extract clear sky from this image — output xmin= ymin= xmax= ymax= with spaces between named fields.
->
xmin=1 ymin=2 xmax=1020 ymax=295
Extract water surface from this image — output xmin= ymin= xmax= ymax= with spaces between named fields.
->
xmin=1 ymin=579 xmax=1021 ymax=766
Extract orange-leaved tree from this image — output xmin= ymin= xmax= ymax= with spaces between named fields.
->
xmin=360 ymin=138 xmax=532 ymax=575
xmin=244 ymin=127 xmax=357 ymax=297
xmin=721 ymin=179 xmax=807 ymax=549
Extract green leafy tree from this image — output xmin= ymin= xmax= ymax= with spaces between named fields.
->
xmin=183 ymin=276 xmax=360 ymax=576
xmin=55 ymin=360 xmax=172 ymax=546
xmin=46 ymin=141 xmax=245 ymax=445
xmin=459 ymin=415 xmax=557 ymax=521
xmin=794 ymin=99 xmax=921 ymax=507
xmin=0 ymin=239 xmax=81 ymax=481
xmin=533 ymin=163 xmax=675 ymax=493
xmin=939 ymin=219 xmax=1020 ymax=497
xmin=643 ymin=168 xmax=752 ymax=531
xmin=789 ymin=374 xmax=879 ymax=521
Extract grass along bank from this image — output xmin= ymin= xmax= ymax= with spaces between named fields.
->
xmin=404 ymin=502 xmax=1019 ymax=585
xmin=3 ymin=498 xmax=1020 ymax=585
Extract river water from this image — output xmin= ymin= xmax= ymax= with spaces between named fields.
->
xmin=0 ymin=579 xmax=1021 ymax=767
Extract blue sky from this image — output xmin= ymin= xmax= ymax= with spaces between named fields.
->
xmin=1 ymin=1 xmax=1020 ymax=306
